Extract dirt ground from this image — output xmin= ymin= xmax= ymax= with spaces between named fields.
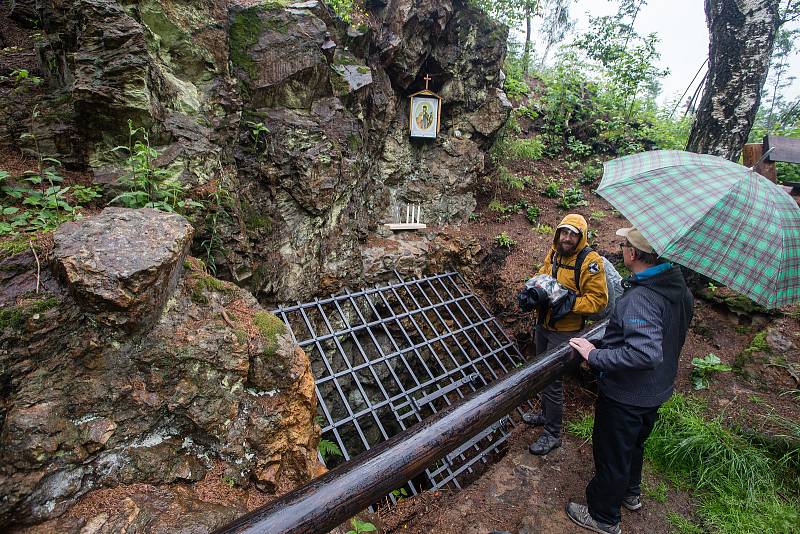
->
xmin=372 ymin=157 xmax=800 ymax=534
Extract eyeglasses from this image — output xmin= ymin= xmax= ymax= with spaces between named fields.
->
xmin=618 ymin=242 xmax=632 ymax=250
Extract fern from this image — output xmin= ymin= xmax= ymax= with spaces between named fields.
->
xmin=318 ymin=438 xmax=343 ymax=461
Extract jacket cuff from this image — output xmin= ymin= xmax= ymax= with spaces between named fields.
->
xmin=587 ymin=349 xmax=601 ymax=369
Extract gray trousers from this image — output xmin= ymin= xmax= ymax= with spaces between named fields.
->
xmin=535 ymin=327 xmax=577 ymax=438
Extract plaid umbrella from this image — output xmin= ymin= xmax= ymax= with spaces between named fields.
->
xmin=598 ymin=150 xmax=800 ymax=308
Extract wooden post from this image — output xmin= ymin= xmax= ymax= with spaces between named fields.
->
xmin=742 ymin=143 xmax=777 ymax=182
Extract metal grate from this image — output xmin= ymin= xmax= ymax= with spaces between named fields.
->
xmin=273 ymin=271 xmax=527 ymax=500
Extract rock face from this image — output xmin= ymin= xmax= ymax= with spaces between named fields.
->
xmin=52 ymin=208 xmax=193 ymax=331
xmin=0 ymin=210 xmax=320 ymax=529
xmin=3 ymin=0 xmax=509 ymax=303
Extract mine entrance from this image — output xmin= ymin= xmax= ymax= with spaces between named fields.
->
xmin=274 ymin=271 xmax=528 ymax=502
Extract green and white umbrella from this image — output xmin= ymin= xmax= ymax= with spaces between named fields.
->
xmin=598 ymin=150 xmax=800 ymax=308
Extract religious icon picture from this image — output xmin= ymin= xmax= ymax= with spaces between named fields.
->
xmin=409 ymin=93 xmax=441 ymax=139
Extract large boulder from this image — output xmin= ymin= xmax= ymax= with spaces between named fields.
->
xmin=52 ymin=208 xmax=193 ymax=331
xmin=0 ymin=214 xmax=320 ymax=529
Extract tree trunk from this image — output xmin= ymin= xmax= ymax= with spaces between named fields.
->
xmin=686 ymin=0 xmax=781 ymax=160
xmin=523 ymin=9 xmax=532 ymax=76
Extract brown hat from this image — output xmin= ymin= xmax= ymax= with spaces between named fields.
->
xmin=616 ymin=227 xmax=655 ymax=254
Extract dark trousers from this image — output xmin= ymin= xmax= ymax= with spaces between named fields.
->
xmin=535 ymin=327 xmax=575 ymax=438
xmin=587 ymin=393 xmax=659 ymax=525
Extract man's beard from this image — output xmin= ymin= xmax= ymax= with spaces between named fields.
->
xmin=556 ymin=241 xmax=578 ymax=256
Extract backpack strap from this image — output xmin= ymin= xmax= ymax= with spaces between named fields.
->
xmin=552 ymin=246 xmax=593 ymax=292
xmin=573 ymin=246 xmax=593 ymax=291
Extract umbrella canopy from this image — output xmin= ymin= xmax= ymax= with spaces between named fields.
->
xmin=598 ymin=150 xmax=800 ymax=308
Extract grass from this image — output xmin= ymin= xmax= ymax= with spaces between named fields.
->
xmin=642 ymin=479 xmax=668 ymax=503
xmin=565 ymin=412 xmax=594 ymax=442
xmin=667 ymin=512 xmax=704 ymax=534
xmin=645 ymin=394 xmax=800 ymax=534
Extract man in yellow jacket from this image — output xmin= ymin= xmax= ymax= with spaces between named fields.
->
xmin=526 ymin=213 xmax=608 ymax=455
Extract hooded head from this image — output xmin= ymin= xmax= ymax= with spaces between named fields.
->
xmin=553 ymin=213 xmax=589 ymax=257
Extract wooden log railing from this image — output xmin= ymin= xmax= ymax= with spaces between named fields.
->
xmin=212 ymin=322 xmax=607 ymax=534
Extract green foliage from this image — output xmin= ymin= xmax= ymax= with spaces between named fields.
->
xmin=506 ymin=137 xmax=545 ymax=161
xmin=557 ymin=184 xmax=587 ymax=209
xmin=346 ymin=518 xmax=376 ymax=534
xmin=391 ymin=487 xmax=409 ymax=501
xmin=525 ymin=206 xmax=540 ymax=224
xmin=2 ymin=68 xmax=43 ymax=94
xmin=642 ymin=480 xmax=668 ymax=503
xmin=566 ymin=136 xmax=592 ymax=157
xmin=318 ymin=438 xmax=343 ymax=462
xmin=246 ymin=120 xmax=270 ymax=155
xmin=110 ymin=120 xmax=203 ymax=213
xmin=498 ymin=166 xmax=532 ymax=190
xmin=201 ymin=185 xmax=232 ymax=276
xmin=495 ymin=232 xmax=516 ymax=249
xmin=690 ymin=353 xmax=732 ymax=390
xmin=534 ymin=223 xmax=553 ymax=235
xmin=326 ymin=0 xmax=355 ymax=23
xmin=589 ymin=210 xmax=606 ymax=220
xmin=565 ymin=412 xmax=594 ymax=442
xmin=580 ymin=164 xmax=603 ymax=185
xmin=542 ymin=179 xmax=561 ymax=198
xmin=666 ymin=512 xmax=704 ymax=534
xmin=0 ymin=107 xmax=98 ymax=236
xmin=253 ymin=311 xmax=287 ymax=357
xmin=645 ymin=394 xmax=800 ymax=533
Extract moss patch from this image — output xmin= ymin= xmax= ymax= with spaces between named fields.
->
xmin=253 ymin=311 xmax=286 ymax=357
xmin=0 ymin=296 xmax=60 ymax=331
xmin=230 ymin=7 xmax=264 ymax=80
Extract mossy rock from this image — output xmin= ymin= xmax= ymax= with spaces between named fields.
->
xmin=253 ymin=311 xmax=286 ymax=357
xmin=0 ymin=295 xmax=60 ymax=331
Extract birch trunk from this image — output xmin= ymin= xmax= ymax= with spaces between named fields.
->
xmin=686 ymin=0 xmax=781 ymax=160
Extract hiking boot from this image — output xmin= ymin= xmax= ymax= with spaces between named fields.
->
xmin=565 ymin=502 xmax=621 ymax=534
xmin=521 ymin=411 xmax=546 ymax=426
xmin=528 ymin=432 xmax=561 ymax=455
xmin=622 ymin=495 xmax=642 ymax=511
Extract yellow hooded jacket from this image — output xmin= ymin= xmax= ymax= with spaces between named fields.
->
xmin=538 ymin=213 xmax=608 ymax=332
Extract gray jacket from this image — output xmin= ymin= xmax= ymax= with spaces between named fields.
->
xmin=588 ymin=264 xmax=693 ymax=407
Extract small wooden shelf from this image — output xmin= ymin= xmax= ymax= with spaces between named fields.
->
xmin=384 ymin=222 xmax=427 ymax=230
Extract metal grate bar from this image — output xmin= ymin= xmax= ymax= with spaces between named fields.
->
xmin=274 ymin=271 xmax=528 ymax=498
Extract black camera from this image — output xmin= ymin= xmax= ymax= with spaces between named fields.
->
xmin=517 ymin=286 xmax=549 ymax=312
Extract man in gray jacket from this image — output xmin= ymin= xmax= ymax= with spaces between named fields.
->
xmin=564 ymin=227 xmax=693 ymax=534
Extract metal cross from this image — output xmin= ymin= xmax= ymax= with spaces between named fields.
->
xmin=423 ymin=73 xmax=432 ymax=90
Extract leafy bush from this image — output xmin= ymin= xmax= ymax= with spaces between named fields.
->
xmin=507 ymin=137 xmax=545 ymax=161
xmin=558 ymin=185 xmax=587 ymax=209
xmin=111 ymin=120 xmax=203 ymax=213
xmin=542 ymin=179 xmax=561 ymax=198
xmin=691 ymin=353 xmax=732 ymax=390
xmin=495 ymin=232 xmax=516 ymax=248
xmin=580 ymin=164 xmax=603 ymax=185
xmin=525 ymin=206 xmax=540 ymax=224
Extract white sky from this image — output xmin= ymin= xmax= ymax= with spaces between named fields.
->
xmin=512 ymin=0 xmax=800 ymax=107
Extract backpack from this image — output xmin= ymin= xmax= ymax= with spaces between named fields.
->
xmin=551 ymin=246 xmax=623 ymax=322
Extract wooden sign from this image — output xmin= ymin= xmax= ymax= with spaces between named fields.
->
xmin=764 ymin=135 xmax=800 ymax=164
xmin=409 ymin=74 xmax=441 ymax=139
